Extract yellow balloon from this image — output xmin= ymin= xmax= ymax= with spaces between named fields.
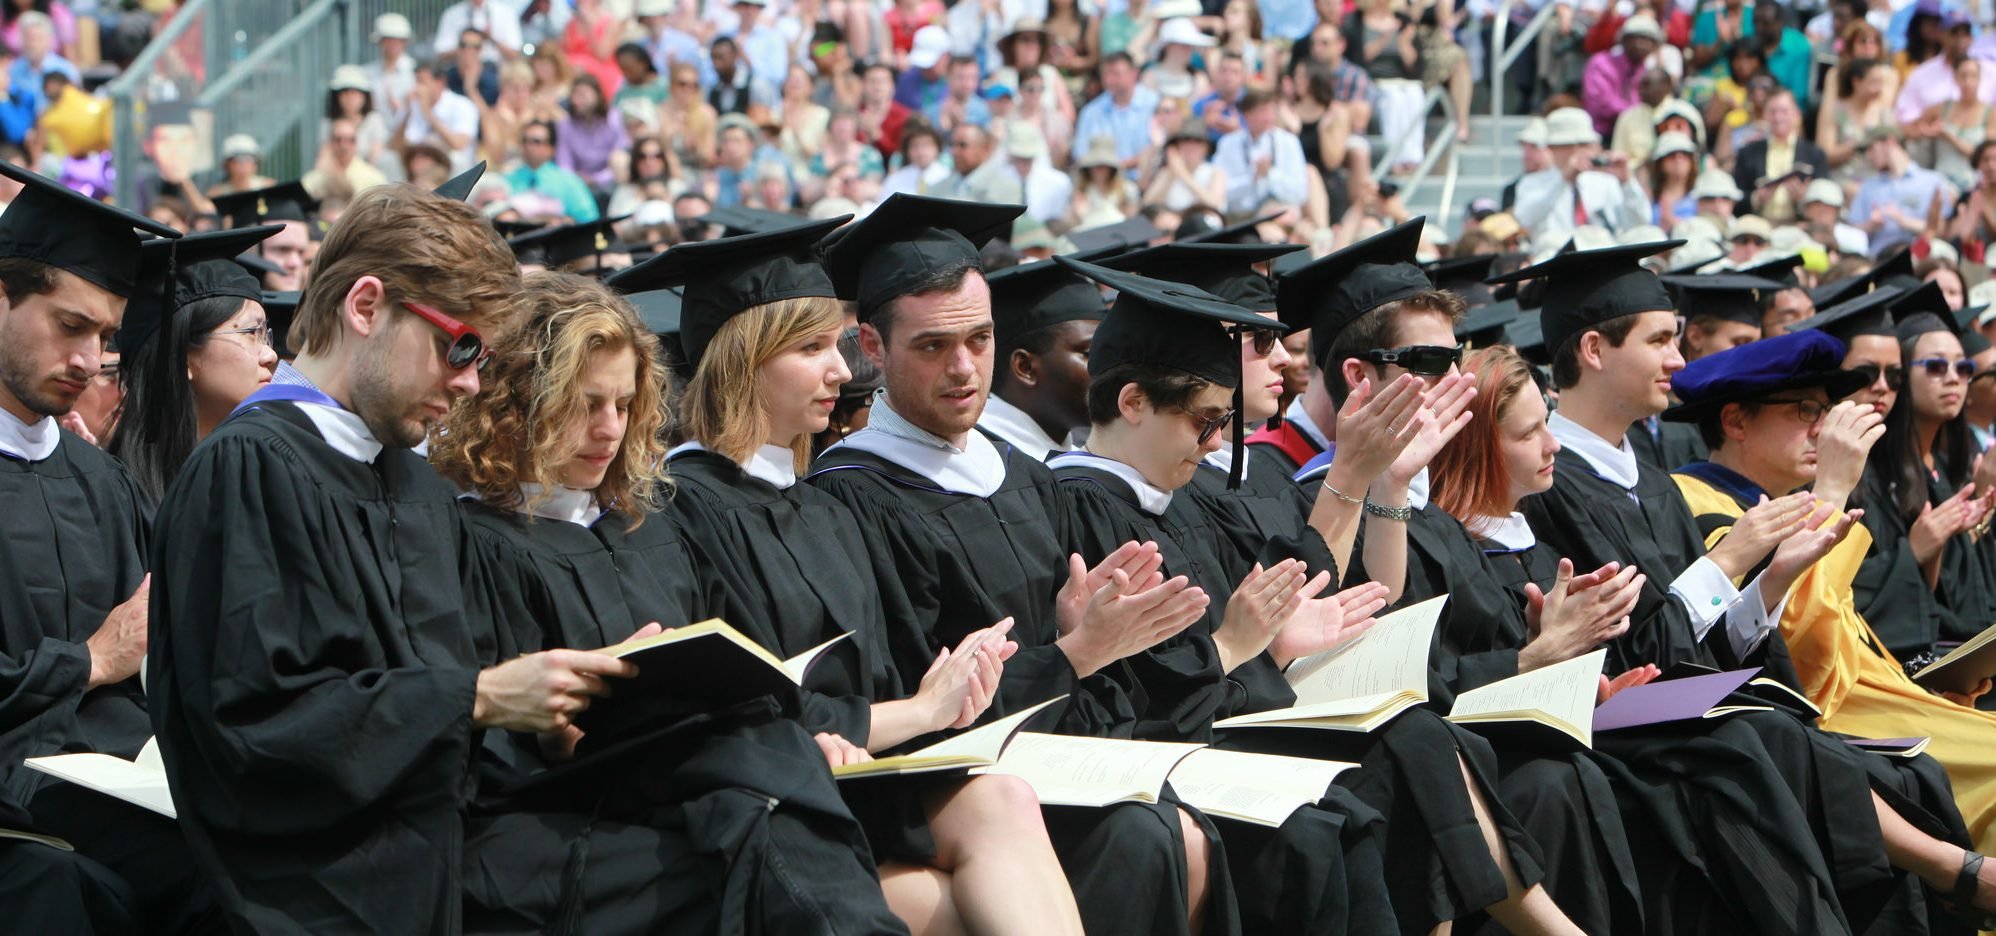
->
xmin=40 ymin=85 xmax=111 ymax=157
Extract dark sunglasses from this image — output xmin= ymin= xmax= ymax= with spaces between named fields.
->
xmin=402 ymin=301 xmax=494 ymax=371
xmin=1239 ymin=327 xmax=1280 ymax=356
xmin=1851 ymin=362 xmax=1905 ymax=386
xmin=1360 ymin=344 xmax=1463 ymax=376
xmin=1910 ymin=356 xmax=1976 ymax=380
xmin=523 ymin=135 xmax=551 ymax=145
xmin=1182 ymin=407 xmax=1236 ymax=445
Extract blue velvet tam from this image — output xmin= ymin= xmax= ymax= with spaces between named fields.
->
xmin=1663 ymin=329 xmax=1871 ymax=422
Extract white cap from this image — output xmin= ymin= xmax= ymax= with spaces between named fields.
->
xmin=1970 ymin=280 xmax=1996 ymax=322
xmin=1618 ymin=13 xmax=1664 ymax=41
xmin=221 ymin=134 xmax=261 ymax=161
xmin=635 ymin=0 xmax=675 ymax=15
xmin=1769 ymin=227 xmax=1810 ymax=254
xmin=1803 ymin=177 xmax=1844 ymax=208
xmin=908 ymin=26 xmax=951 ymax=70
xmin=1728 ymin=214 xmax=1772 ymax=242
xmin=1517 ymin=117 xmax=1549 ymax=147
xmin=632 ymin=198 xmax=676 ymax=227
xmin=372 ymin=12 xmax=412 ymax=41
xmin=1007 ymin=122 xmax=1048 ymax=160
xmin=1928 ymin=238 xmax=1961 ymax=267
xmin=1543 ymin=107 xmax=1600 ymax=147
xmin=810 ymin=197 xmax=862 ymax=221
xmin=1157 ymin=17 xmax=1217 ymax=47
xmin=1153 ymin=0 xmax=1205 ymax=18
xmin=1691 ymin=167 xmax=1744 ymax=201
xmin=329 ymin=64 xmax=371 ymax=93
xmin=1619 ymin=224 xmax=1667 ymax=245
xmin=1674 ymin=215 xmax=1724 ymax=246
xmin=1669 ymin=238 xmax=1726 ymax=272
xmin=1649 ymin=130 xmax=1696 ymax=161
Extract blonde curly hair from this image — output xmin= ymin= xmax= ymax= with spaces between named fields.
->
xmin=433 ymin=272 xmax=672 ymax=528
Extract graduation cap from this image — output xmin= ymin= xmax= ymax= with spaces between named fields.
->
xmin=211 ymin=180 xmax=319 ymax=229
xmin=1872 ymin=247 xmax=1920 ymax=292
xmin=1734 ymin=252 xmax=1805 ymax=291
xmin=1176 ymin=211 xmax=1282 ymax=245
xmin=491 ymin=217 xmax=547 ymax=240
xmin=232 ymin=249 xmax=282 ymax=283
xmin=694 ymin=205 xmax=812 ymax=237
xmin=1275 ymin=218 xmax=1430 ymax=371
xmin=118 ymin=225 xmax=283 ymax=353
xmin=1507 ymin=310 xmax=1550 ymax=366
xmin=261 ymin=290 xmax=301 ymax=358
xmin=1957 ymin=305 xmax=1992 ymax=356
xmin=1662 ymin=329 xmax=1870 ymax=423
xmin=1056 ymin=254 xmax=1288 ymax=488
xmin=0 ymin=161 xmax=180 ymax=298
xmin=1661 ymin=272 xmax=1784 ymax=327
xmin=1103 ymin=241 xmax=1305 ymax=316
xmin=605 ymin=214 xmax=849 ymax=369
xmin=1890 ymin=280 xmax=1953 ymax=320
xmin=625 ymin=287 xmax=683 ymax=338
xmin=1067 ymin=216 xmax=1163 ymax=255
xmin=1486 ymin=240 xmax=1682 ymax=359
xmin=1456 ymin=299 xmax=1521 ymax=348
xmin=507 ymin=216 xmax=628 ymax=269
xmin=986 ymin=258 xmax=1108 ymax=353
xmin=1421 ymin=254 xmax=1498 ymax=306
xmin=819 ymin=193 xmax=1023 ymax=321
xmin=433 ymin=160 xmax=486 ymax=202
xmin=1787 ymin=284 xmax=1907 ymax=342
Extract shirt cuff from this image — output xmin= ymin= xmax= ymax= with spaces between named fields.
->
xmin=1723 ymin=576 xmax=1786 ymax=659
xmin=1668 ymin=556 xmax=1741 ymax=641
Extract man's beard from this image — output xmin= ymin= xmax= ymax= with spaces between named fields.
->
xmin=351 ymin=341 xmax=428 ymax=449
xmin=0 ymin=341 xmax=72 ymax=418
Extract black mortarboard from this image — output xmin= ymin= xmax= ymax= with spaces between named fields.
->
xmin=605 ymin=215 xmax=849 ymax=369
xmin=1890 ymin=280 xmax=1954 ymax=321
xmin=1456 ymin=299 xmax=1521 ymax=348
xmin=506 ymin=216 xmax=628 ymax=269
xmin=821 ymin=194 xmax=1023 ymax=321
xmin=1663 ymin=330 xmax=1869 ymax=423
xmin=1103 ymin=242 xmax=1305 ymax=316
xmin=1177 ymin=211 xmax=1282 ymax=245
xmin=1422 ymin=254 xmax=1498 ymax=306
xmin=433 ymin=161 xmax=486 ymax=202
xmin=1958 ymin=305 xmax=1991 ymax=355
xmin=232 ymin=249 xmax=282 ymax=283
xmin=986 ymin=258 xmax=1107 ymax=352
xmin=118 ymin=225 xmax=283 ymax=353
xmin=0 ymin=161 xmax=180 ymax=298
xmin=1664 ymin=254 xmax=1722 ymax=276
xmin=1872 ymin=247 xmax=1920 ymax=292
xmin=261 ymin=290 xmax=301 ymax=358
xmin=694 ymin=205 xmax=810 ymax=237
xmin=1662 ymin=272 xmax=1784 ymax=327
xmin=1068 ymin=216 xmax=1163 ymax=255
xmin=1275 ymin=218 xmax=1430 ymax=371
xmin=1486 ymin=240 xmax=1682 ymax=357
xmin=1507 ymin=310 xmax=1550 ymax=365
xmin=491 ymin=217 xmax=547 ymax=239
xmin=1734 ymin=252 xmax=1805 ymax=290
xmin=625 ymin=287 xmax=683 ymax=338
xmin=211 ymin=180 xmax=318 ymax=229
xmin=1788 ymin=284 xmax=1906 ymax=342
xmin=1058 ymin=255 xmax=1289 ymax=488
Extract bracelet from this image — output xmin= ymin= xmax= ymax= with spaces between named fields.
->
xmin=1320 ymin=479 xmax=1363 ymax=506
xmin=1364 ymin=498 xmax=1415 ymax=522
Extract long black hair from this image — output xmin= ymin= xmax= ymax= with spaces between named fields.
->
xmin=106 ymin=291 xmax=256 ymax=502
xmin=1863 ymin=321 xmax=1977 ymax=521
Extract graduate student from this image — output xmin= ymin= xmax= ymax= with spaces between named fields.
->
xmin=150 ymin=183 xmax=716 ymax=932
xmin=105 ymin=225 xmax=284 ymax=501
xmin=0 ymin=162 xmax=214 ymax=931
xmin=975 ymin=251 xmax=1104 ymax=461
xmin=1665 ymin=329 xmax=1996 ymax=859
xmin=432 ymin=271 xmax=912 ymax=934
xmin=605 ymin=216 xmax=1088 ymax=936
xmin=1502 ymin=240 xmax=1993 ymax=933
xmin=1046 ymin=256 xmax=1589 ymax=936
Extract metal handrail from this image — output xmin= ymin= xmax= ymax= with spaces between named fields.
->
xmin=1488 ymin=0 xmax=1560 ymax=175
xmin=1368 ymin=84 xmax=1462 ymax=234
xmin=195 ymin=0 xmax=347 ymax=106
xmin=107 ymin=0 xmax=214 ymax=210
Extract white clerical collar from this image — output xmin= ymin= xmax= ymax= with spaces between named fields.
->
xmin=1475 ymin=512 xmax=1537 ymax=551
xmin=1283 ymin=398 xmax=1330 ymax=449
xmin=829 ymin=406 xmax=1007 ymax=498
xmin=977 ymin=394 xmax=1070 ymax=462
xmin=1407 ymin=467 xmax=1431 ymax=510
xmin=1202 ymin=443 xmax=1248 ymax=474
xmin=1047 ymin=450 xmax=1174 ymax=515
xmin=0 ymin=406 xmax=58 ymax=461
xmin=516 ymin=483 xmax=604 ymax=527
xmin=670 ymin=439 xmax=798 ymax=490
xmin=1549 ymin=411 xmax=1638 ymax=490
xmin=296 ymin=401 xmax=384 ymax=464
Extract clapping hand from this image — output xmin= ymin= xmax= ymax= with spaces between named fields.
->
xmin=1268 ymin=580 xmax=1391 ymax=668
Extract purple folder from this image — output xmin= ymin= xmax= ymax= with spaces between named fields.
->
xmin=1593 ymin=667 xmax=1761 ymax=733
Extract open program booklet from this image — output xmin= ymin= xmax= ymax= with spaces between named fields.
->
xmin=1213 ymin=595 xmax=1447 ymax=733
xmin=27 ymin=737 xmax=176 ymax=819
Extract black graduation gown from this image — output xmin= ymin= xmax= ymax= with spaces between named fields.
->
xmin=1853 ymin=463 xmax=1996 ymax=661
xmin=148 ymin=401 xmax=786 ymax=935
xmin=0 ymin=792 xmax=137 ymax=934
xmin=1522 ymin=447 xmax=1969 ymax=935
xmin=457 ymin=501 xmax=910 ymax=935
xmin=1626 ymin=416 xmax=1708 ymax=473
xmin=1052 ymin=461 xmax=1547 ymax=936
xmin=0 ymin=430 xmax=211 ymax=931
xmin=806 ymin=441 xmax=1249 ymax=936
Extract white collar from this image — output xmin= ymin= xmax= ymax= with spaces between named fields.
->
xmin=1549 ymin=411 xmax=1638 ymax=490
xmin=1047 ymin=450 xmax=1174 ymax=515
xmin=1202 ymin=443 xmax=1247 ymax=474
xmin=296 ymin=401 xmax=384 ymax=464
xmin=670 ymin=439 xmax=799 ymax=490
xmin=1407 ymin=467 xmax=1431 ymax=510
xmin=1474 ymin=511 xmax=1538 ymax=551
xmin=0 ymin=406 xmax=58 ymax=461
xmin=977 ymin=394 xmax=1069 ymax=463
xmin=516 ymin=483 xmax=604 ymax=527
xmin=829 ymin=391 xmax=1007 ymax=496
xmin=1282 ymin=398 xmax=1330 ymax=449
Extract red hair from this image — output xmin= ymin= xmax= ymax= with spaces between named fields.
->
xmin=1430 ymin=346 xmax=1540 ymax=525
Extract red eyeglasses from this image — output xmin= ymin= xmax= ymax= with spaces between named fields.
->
xmin=401 ymin=301 xmax=495 ymax=371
